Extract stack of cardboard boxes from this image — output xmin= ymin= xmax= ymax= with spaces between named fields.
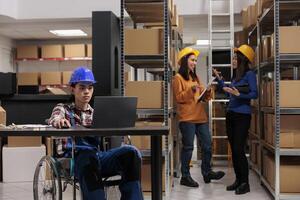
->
xmin=17 ymin=43 xmax=91 ymax=60
xmin=123 ymin=1 xmax=181 ymax=192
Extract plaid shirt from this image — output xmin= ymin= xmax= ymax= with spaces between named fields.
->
xmin=49 ymin=103 xmax=93 ymax=127
xmin=48 ymin=103 xmax=99 ymax=155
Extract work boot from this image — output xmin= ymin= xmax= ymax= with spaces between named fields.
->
xmin=226 ymin=180 xmax=240 ymax=191
xmin=235 ymin=183 xmax=250 ymax=195
xmin=203 ymin=171 xmax=225 ymax=183
xmin=180 ymin=176 xmax=199 ymax=187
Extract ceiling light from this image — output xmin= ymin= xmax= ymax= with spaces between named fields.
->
xmin=196 ymin=40 xmax=209 ymax=46
xmin=49 ymin=29 xmax=87 ymax=37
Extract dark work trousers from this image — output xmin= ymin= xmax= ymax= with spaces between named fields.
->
xmin=226 ymin=111 xmax=251 ymax=184
xmin=74 ymin=145 xmax=143 ymax=200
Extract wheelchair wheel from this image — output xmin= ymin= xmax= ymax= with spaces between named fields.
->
xmin=33 ymin=156 xmax=62 ymax=200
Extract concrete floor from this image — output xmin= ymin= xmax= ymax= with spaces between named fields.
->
xmin=0 ymin=166 xmax=271 ymax=200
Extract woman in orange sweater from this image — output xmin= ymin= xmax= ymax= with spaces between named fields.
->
xmin=173 ymin=47 xmax=225 ymax=187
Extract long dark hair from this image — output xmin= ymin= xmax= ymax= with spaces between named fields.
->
xmin=233 ymin=51 xmax=250 ymax=81
xmin=178 ymin=53 xmax=199 ymax=83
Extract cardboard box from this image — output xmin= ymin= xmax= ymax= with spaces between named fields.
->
xmin=62 ymin=71 xmax=72 ymax=85
xmin=262 ymin=36 xmax=272 ymax=61
xmin=141 ymin=158 xmax=165 ymax=192
xmin=16 ymin=45 xmax=38 ymax=59
xmin=241 ymin=8 xmax=248 ymax=29
xmin=258 ymin=0 xmax=263 ymax=17
xmin=0 ymin=106 xmax=6 ymax=126
xmin=41 ymin=72 xmax=61 ymax=85
xmin=171 ymin=5 xmax=178 ymax=27
xmin=125 ymin=81 xmax=163 ymax=108
xmin=177 ymin=16 xmax=184 ymax=37
xmin=280 ymin=80 xmax=300 ymax=107
xmin=131 ymin=121 xmax=164 ymax=150
xmin=265 ymin=114 xmax=300 ymax=147
xmin=261 ymin=0 xmax=273 ymax=10
xmin=3 ymin=145 xmax=46 ymax=182
xmin=64 ymin=44 xmax=86 ymax=58
xmin=234 ymin=30 xmax=247 ymax=47
xmin=279 ymin=26 xmax=300 ymax=54
xmin=41 ymin=45 xmax=63 ymax=58
xmin=247 ymin=5 xmax=255 ymax=27
xmin=87 ymin=44 xmax=92 ymax=57
xmin=125 ymin=29 xmax=163 ymax=55
xmin=8 ymin=136 xmax=42 ymax=147
xmin=17 ymin=72 xmax=39 ymax=86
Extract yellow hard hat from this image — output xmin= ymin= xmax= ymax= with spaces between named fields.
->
xmin=177 ymin=47 xmax=200 ymax=65
xmin=234 ymin=44 xmax=255 ymax=63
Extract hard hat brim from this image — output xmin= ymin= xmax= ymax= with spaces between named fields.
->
xmin=177 ymin=49 xmax=200 ymax=65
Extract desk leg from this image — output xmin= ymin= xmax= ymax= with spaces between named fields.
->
xmin=151 ymin=135 xmax=162 ymax=200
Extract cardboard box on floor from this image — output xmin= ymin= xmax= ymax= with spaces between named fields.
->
xmin=64 ymin=44 xmax=86 ymax=58
xmin=16 ymin=45 xmax=38 ymax=59
xmin=40 ymin=72 xmax=61 ymax=85
xmin=125 ymin=29 xmax=163 ymax=55
xmin=17 ymin=72 xmax=39 ymax=86
xmin=41 ymin=45 xmax=63 ymax=58
xmin=125 ymin=81 xmax=163 ymax=109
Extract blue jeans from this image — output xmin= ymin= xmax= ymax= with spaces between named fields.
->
xmin=75 ymin=145 xmax=144 ymax=200
xmin=179 ymin=122 xmax=212 ymax=177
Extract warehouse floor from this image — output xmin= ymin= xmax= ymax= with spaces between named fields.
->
xmin=0 ymin=166 xmax=271 ymax=200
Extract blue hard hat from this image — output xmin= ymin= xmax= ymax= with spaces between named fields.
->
xmin=69 ymin=67 xmax=96 ymax=85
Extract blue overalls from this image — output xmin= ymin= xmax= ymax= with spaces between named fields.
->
xmin=66 ymin=112 xmax=144 ymax=200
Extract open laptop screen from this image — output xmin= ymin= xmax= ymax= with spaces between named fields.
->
xmin=92 ymin=96 xmax=137 ymax=128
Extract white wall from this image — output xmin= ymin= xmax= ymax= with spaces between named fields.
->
xmin=14 ymin=0 xmax=119 ymax=19
xmin=174 ymin=0 xmax=256 ymax=15
xmin=0 ymin=35 xmax=14 ymax=72
xmin=0 ymin=0 xmax=18 ymax=19
xmin=0 ymin=0 xmax=258 ymax=20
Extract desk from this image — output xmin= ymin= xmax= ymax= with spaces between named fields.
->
xmin=0 ymin=126 xmax=169 ymax=200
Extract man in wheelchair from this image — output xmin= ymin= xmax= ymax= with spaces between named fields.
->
xmin=48 ymin=67 xmax=144 ymax=200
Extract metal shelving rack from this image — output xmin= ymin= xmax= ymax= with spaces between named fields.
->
xmin=208 ymin=0 xmax=234 ymax=162
xmin=248 ymin=1 xmax=300 ymax=199
xmin=120 ymin=0 xmax=174 ymax=199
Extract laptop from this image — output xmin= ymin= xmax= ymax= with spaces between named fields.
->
xmin=92 ymin=96 xmax=137 ymax=128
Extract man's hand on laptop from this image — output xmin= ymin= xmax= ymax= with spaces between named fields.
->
xmin=53 ymin=118 xmax=71 ymax=129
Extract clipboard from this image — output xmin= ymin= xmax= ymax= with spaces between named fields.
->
xmin=196 ymin=78 xmax=214 ymax=102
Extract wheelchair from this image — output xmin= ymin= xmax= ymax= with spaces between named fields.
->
xmin=33 ymin=137 xmax=122 ymax=200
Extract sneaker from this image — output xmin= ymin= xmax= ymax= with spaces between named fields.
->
xmin=226 ymin=180 xmax=240 ymax=191
xmin=203 ymin=171 xmax=225 ymax=183
xmin=180 ymin=176 xmax=199 ymax=187
xmin=235 ymin=183 xmax=250 ymax=195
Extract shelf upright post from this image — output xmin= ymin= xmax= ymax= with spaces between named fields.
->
xmin=163 ymin=0 xmax=170 ymax=197
xmin=120 ymin=0 xmax=125 ymax=96
xmin=274 ymin=0 xmax=280 ymax=200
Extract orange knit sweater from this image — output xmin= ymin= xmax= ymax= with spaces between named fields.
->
xmin=173 ymin=74 xmax=212 ymax=123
